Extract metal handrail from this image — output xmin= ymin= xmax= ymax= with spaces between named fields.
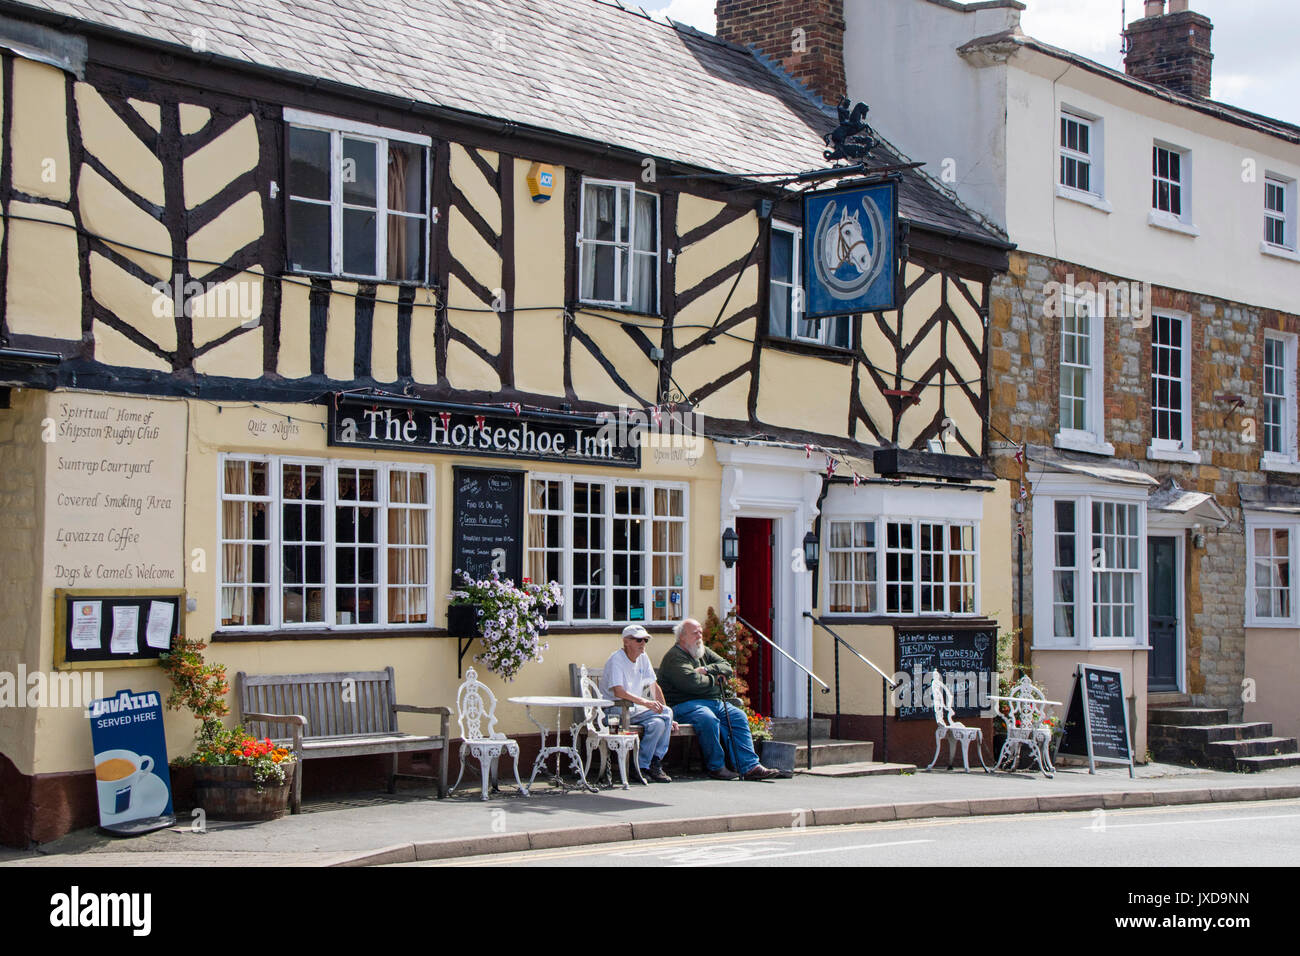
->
xmin=805 ymin=613 xmax=897 ymax=763
xmin=734 ymin=615 xmax=830 ymax=771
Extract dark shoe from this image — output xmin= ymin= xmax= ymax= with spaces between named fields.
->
xmin=743 ymin=764 xmax=782 ymax=781
xmin=646 ymin=766 xmax=672 ymax=783
xmin=707 ymin=766 xmax=739 ymax=780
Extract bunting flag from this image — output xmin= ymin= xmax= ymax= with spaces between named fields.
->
xmin=1013 ymin=444 xmax=1025 ymax=467
xmin=439 ymin=411 xmax=452 ymax=430
xmin=825 ymin=456 xmax=836 ymax=479
xmin=649 ymin=405 xmax=663 ymax=428
xmin=1019 ymin=481 xmax=1028 ymax=500
xmin=475 ymin=415 xmax=486 ymax=431
xmin=507 ymin=402 xmax=522 ymax=416
xmin=805 ymin=444 xmax=813 ymax=459
xmin=852 ymin=472 xmax=863 ymax=487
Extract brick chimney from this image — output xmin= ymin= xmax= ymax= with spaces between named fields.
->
xmin=715 ymin=0 xmax=846 ymax=105
xmin=1124 ymin=0 xmax=1214 ymax=99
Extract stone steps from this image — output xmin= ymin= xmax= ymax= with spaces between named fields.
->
xmin=796 ymin=760 xmax=916 ymax=778
xmin=768 ymin=717 xmax=832 ymax=742
xmin=794 ymin=738 xmax=875 ymax=766
xmin=1147 ymin=707 xmax=1300 ymax=773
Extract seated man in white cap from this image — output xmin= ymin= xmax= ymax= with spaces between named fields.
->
xmin=602 ymin=624 xmax=675 ymax=782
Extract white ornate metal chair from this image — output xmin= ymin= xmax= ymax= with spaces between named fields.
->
xmin=995 ymin=676 xmax=1056 ymax=778
xmin=452 ymin=667 xmax=528 ymax=800
xmin=572 ymin=666 xmax=645 ymax=789
xmin=926 ymin=672 xmax=990 ymax=773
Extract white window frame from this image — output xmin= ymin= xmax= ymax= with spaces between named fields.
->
xmin=577 ymin=177 xmax=661 ymax=313
xmin=821 ymin=515 xmax=980 ymax=618
xmin=1261 ymin=331 xmax=1300 ymax=472
xmin=526 ymin=474 xmax=688 ymax=626
xmin=216 ymin=454 xmax=436 ymax=632
xmin=768 ymin=220 xmax=852 ymax=348
xmin=1245 ymin=517 xmax=1298 ymax=627
xmin=1149 ymin=141 xmax=1198 ymax=235
xmin=1148 ymin=309 xmax=1197 ymax=461
xmin=1263 ymin=174 xmax=1298 ymax=255
xmin=1056 ymin=109 xmax=1109 ymax=212
xmin=283 ymin=108 xmax=433 ymax=283
xmin=1031 ymin=480 xmax=1148 ymax=650
xmin=1054 ymin=289 xmax=1113 ymax=456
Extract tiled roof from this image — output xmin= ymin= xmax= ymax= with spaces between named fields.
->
xmin=4 ymin=0 xmax=1005 ymax=244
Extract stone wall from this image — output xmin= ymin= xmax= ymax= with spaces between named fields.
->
xmin=989 ymin=250 xmax=1300 ymax=717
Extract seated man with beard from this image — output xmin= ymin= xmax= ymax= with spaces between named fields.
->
xmin=657 ymin=618 xmax=781 ymax=781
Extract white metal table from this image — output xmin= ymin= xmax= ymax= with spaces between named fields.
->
xmin=509 ymin=695 xmax=614 ymax=793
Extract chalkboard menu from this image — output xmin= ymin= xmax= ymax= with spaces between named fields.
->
xmin=894 ymin=624 xmax=996 ymax=720
xmin=1055 ymin=664 xmax=1135 ymax=776
xmin=53 ymin=589 xmax=185 ymax=670
xmin=451 ymin=467 xmax=524 ymax=585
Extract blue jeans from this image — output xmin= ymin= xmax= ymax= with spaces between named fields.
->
xmin=631 ymin=707 xmax=673 ymax=769
xmin=672 ymin=699 xmax=759 ymax=774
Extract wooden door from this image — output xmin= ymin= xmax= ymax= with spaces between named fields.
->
xmin=737 ymin=517 xmax=774 ymax=716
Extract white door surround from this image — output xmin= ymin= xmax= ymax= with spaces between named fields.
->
xmin=716 ymin=443 xmax=823 ymax=718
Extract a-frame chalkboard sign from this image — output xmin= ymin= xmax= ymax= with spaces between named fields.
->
xmin=1053 ymin=663 xmax=1135 ymax=777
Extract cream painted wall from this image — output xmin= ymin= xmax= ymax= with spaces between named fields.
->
xmin=21 ymin=392 xmax=726 ymax=775
xmin=1005 ymin=54 xmax=1300 ymax=316
xmin=0 ymin=389 xmax=49 ymax=775
xmin=809 ymin=480 xmax=1014 ymax=718
xmin=11 ymin=58 xmax=70 ymax=203
xmin=1031 ymin=648 xmax=1149 ymax=763
xmin=511 ymin=159 xmax=567 ymax=398
xmin=1244 ymin=628 xmax=1300 ymax=744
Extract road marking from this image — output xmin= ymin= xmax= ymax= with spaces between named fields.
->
xmin=675 ymin=838 xmax=933 ymax=866
xmin=1080 ymin=811 xmax=1300 ymax=831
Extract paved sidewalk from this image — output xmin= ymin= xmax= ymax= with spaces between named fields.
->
xmin=4 ymin=762 xmax=1300 ymax=867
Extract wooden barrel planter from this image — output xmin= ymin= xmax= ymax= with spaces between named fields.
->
xmin=192 ymin=763 xmax=296 ymax=821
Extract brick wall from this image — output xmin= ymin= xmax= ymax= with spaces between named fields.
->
xmin=715 ymin=0 xmax=846 ymax=105
xmin=989 ymin=250 xmax=1300 ymax=717
xmin=1124 ymin=10 xmax=1214 ymax=99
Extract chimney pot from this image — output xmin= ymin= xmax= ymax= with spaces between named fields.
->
xmin=1144 ymin=0 xmax=1165 ymax=17
xmin=1168 ymin=0 xmax=1189 ymax=12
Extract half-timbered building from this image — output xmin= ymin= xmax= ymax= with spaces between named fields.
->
xmin=0 ymin=0 xmax=1011 ymax=844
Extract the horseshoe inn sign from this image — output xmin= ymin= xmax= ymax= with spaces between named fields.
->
xmin=802 ymin=181 xmax=898 ymax=320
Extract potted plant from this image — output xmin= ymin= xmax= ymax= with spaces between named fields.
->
xmin=179 ymin=726 xmax=298 ymax=821
xmin=750 ymin=710 xmax=795 ymax=776
xmin=448 ymin=570 xmax=563 ymax=681
xmin=160 ymin=635 xmax=297 ymax=819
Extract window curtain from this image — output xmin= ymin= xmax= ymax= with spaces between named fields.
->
xmin=387 ymin=146 xmax=410 ymax=280
xmin=631 ymin=193 xmax=656 ymax=313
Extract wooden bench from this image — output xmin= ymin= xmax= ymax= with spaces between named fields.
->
xmin=568 ymin=663 xmax=697 ymax=771
xmin=236 ymin=667 xmax=451 ymax=812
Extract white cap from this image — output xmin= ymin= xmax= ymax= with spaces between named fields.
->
xmin=621 ymin=624 xmax=651 ymax=640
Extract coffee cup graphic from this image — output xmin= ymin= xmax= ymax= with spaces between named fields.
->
xmin=95 ymin=749 xmax=154 ymax=817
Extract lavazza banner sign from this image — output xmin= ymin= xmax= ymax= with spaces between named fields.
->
xmin=328 ymin=399 xmax=667 ymax=467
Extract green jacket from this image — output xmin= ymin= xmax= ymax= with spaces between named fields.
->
xmin=658 ymin=643 xmax=734 ymax=706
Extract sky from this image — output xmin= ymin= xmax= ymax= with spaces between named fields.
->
xmin=646 ymin=0 xmax=1300 ymax=125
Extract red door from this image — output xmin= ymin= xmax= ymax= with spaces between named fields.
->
xmin=736 ymin=517 xmax=774 ymax=717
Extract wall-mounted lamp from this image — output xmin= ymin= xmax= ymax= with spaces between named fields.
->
xmin=1191 ymin=522 xmax=1205 ymax=550
xmin=722 ymin=527 xmax=739 ymax=568
xmin=803 ymin=531 xmax=820 ymax=572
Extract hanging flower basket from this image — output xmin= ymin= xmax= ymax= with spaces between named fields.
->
xmin=446 ymin=602 xmax=480 ymax=638
xmin=448 ymin=570 xmax=563 ymax=681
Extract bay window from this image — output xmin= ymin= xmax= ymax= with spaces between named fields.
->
xmin=527 ymin=475 xmax=686 ymax=624
xmin=219 ymin=455 xmax=433 ymax=631
xmin=1246 ymin=519 xmax=1296 ymax=626
xmin=823 ymin=516 xmax=977 ymax=617
xmin=1033 ymin=486 xmax=1146 ymax=647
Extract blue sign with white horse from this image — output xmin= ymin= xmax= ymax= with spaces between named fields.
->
xmin=801 ymin=181 xmax=897 ymax=320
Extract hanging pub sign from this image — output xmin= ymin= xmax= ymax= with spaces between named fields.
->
xmin=328 ymin=398 xmax=640 ymax=467
xmin=802 ymin=180 xmax=898 ymax=320
xmin=87 ymin=687 xmax=175 ymax=835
